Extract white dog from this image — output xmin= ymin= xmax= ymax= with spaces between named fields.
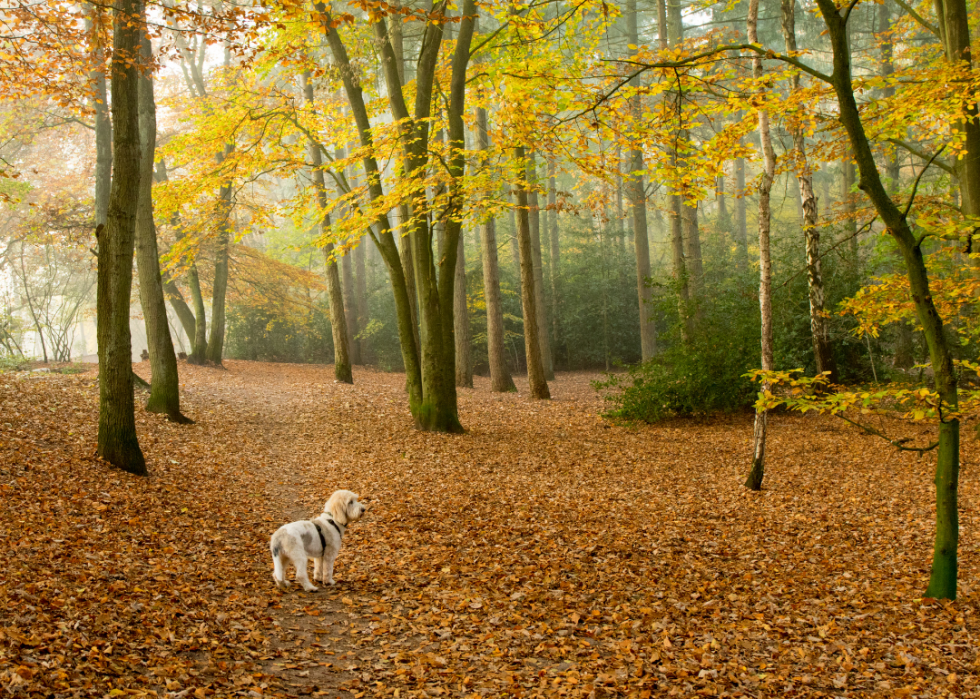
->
xmin=269 ymin=490 xmax=366 ymax=592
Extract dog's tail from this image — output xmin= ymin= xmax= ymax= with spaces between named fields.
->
xmin=270 ymin=534 xmax=286 ymax=587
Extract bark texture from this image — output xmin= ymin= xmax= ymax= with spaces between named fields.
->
xmin=302 ymin=71 xmax=352 ymax=383
xmin=97 ymin=0 xmax=146 ymax=476
xmin=515 ymin=147 xmax=550 ymax=400
xmin=454 ymin=233 xmax=472 ymax=387
xmin=626 ymin=0 xmax=656 ymax=361
xmin=745 ymin=0 xmax=776 ymax=492
xmin=528 ymin=155 xmax=554 ymax=380
xmin=135 ymin=32 xmax=188 ymax=422
xmin=476 ymin=106 xmax=515 ymax=392
xmin=781 ymin=0 xmax=836 ymax=382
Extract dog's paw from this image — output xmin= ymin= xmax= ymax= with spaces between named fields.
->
xmin=304 ymin=585 xmax=319 ymax=593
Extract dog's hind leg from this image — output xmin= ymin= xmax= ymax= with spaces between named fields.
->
xmin=272 ymin=553 xmax=290 ymax=590
xmin=293 ymin=556 xmax=318 ymax=592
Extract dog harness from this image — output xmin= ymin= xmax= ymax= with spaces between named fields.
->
xmin=312 ymin=517 xmax=345 ymax=554
xmin=313 ymin=522 xmax=328 ymax=553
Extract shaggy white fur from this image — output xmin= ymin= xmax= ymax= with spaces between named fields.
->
xmin=269 ymin=490 xmax=367 ymax=592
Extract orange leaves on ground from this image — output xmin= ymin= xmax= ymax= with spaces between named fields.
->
xmin=1 ymin=361 xmax=979 ymax=697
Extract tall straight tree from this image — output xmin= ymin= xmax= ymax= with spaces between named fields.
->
xmin=301 ymin=70 xmax=352 ymax=383
xmin=658 ymin=0 xmax=691 ymax=339
xmin=97 ymin=0 xmax=145 ymax=475
xmin=134 ymin=31 xmax=190 ymax=422
xmin=475 ymin=105 xmax=515 ymax=392
xmin=514 ymin=146 xmax=550 ymax=400
xmin=625 ymin=0 xmax=656 ymax=360
xmin=454 ymin=233 xmax=472 ymax=387
xmin=320 ymin=0 xmax=476 ymax=431
xmin=546 ymin=159 xmax=562 ymax=362
xmin=744 ymin=0 xmax=776 ymax=492
xmin=528 ymin=154 xmax=554 ymax=379
xmin=781 ymin=0 xmax=836 ymax=381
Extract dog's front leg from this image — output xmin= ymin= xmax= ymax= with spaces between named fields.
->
xmin=324 ymin=555 xmax=336 ymax=585
xmin=313 ymin=556 xmax=323 ymax=583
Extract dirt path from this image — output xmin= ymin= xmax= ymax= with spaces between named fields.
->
xmin=2 ymin=360 xmax=980 ymax=698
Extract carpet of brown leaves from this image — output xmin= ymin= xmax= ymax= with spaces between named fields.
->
xmin=1 ymin=360 xmax=979 ymax=698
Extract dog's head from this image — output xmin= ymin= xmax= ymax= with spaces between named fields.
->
xmin=324 ymin=489 xmax=367 ymax=526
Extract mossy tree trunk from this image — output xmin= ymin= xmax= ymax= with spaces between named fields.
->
xmin=97 ymin=0 xmax=146 ymax=476
xmin=816 ymin=0 xmax=959 ymax=598
xmin=135 ymin=31 xmax=189 ymax=422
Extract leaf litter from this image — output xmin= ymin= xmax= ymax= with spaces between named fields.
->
xmin=0 ymin=360 xmax=979 ymax=697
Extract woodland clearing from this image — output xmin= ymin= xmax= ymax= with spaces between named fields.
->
xmin=1 ymin=360 xmax=979 ymax=698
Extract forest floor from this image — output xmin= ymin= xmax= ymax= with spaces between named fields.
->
xmin=1 ymin=360 xmax=979 ymax=698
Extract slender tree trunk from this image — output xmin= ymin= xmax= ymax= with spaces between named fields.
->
xmin=341 ymin=249 xmax=360 ymax=363
xmin=937 ymin=0 xmax=980 ymax=220
xmin=514 ymin=147 xmax=550 ymax=399
xmin=320 ymin=6 xmax=425 ymax=420
xmin=154 ymin=160 xmax=206 ymax=359
xmin=661 ymin=0 xmax=692 ymax=338
xmin=816 ymin=0 xmax=959 ymax=600
xmin=735 ymin=154 xmax=748 ymax=267
xmin=717 ymin=171 xmax=729 ymax=231
xmin=476 ymin=106 xmax=515 ymax=392
xmin=301 ymin=70 xmax=352 ymax=383
xmin=842 ymin=158 xmax=859 ymax=268
xmin=547 ymin=159 xmax=562 ymax=363
xmin=205 ymin=153 xmax=232 ymax=366
xmin=528 ymin=155 xmax=554 ymax=379
xmin=781 ymin=0 xmax=837 ymax=382
xmin=454 ymin=232 xmax=472 ymax=387
xmin=355 ymin=236 xmax=369 ymax=362
xmin=87 ymin=5 xmax=112 ymax=228
xmin=682 ymin=201 xmax=704 ymax=297
xmin=97 ymin=0 xmax=146 ymax=476
xmin=745 ymin=0 xmax=776 ymax=492
xmin=627 ymin=0 xmax=656 ymax=361
xmin=135 ymin=31 xmax=188 ymax=422
xmin=507 ymin=184 xmax=521 ymax=272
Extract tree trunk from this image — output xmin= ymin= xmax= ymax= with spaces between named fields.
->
xmin=154 ymin=159 xmax=206 ymax=360
xmin=341 ymin=249 xmax=360 ymax=364
xmin=355 ymin=236 xmax=369 ymax=362
xmin=842 ymin=158 xmax=859 ymax=268
xmin=97 ymin=0 xmax=146 ymax=476
xmin=735 ymin=154 xmax=748 ymax=268
xmin=135 ymin=31 xmax=188 ymax=422
xmin=528 ymin=154 xmax=554 ymax=380
xmin=781 ymin=0 xmax=837 ymax=382
xmin=937 ymin=0 xmax=980 ymax=220
xmin=507 ymin=184 xmax=521 ymax=272
xmin=547 ymin=159 xmax=562 ymax=364
xmin=627 ymin=0 xmax=656 ymax=361
xmin=87 ymin=5 xmax=112 ymax=228
xmin=514 ymin=147 xmax=550 ymax=400
xmin=661 ymin=0 xmax=692 ymax=338
xmin=717 ymin=171 xmax=729 ymax=231
xmin=745 ymin=0 xmax=776 ymax=492
xmin=476 ymin=106 xmax=515 ymax=392
xmin=817 ymin=0 xmax=959 ymax=598
xmin=205 ymin=153 xmax=232 ymax=366
xmin=682 ymin=200 xmax=704 ymax=297
xmin=320 ymin=6 xmax=426 ymax=421
xmin=301 ymin=70 xmax=352 ymax=383
xmin=454 ymin=232 xmax=472 ymax=387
